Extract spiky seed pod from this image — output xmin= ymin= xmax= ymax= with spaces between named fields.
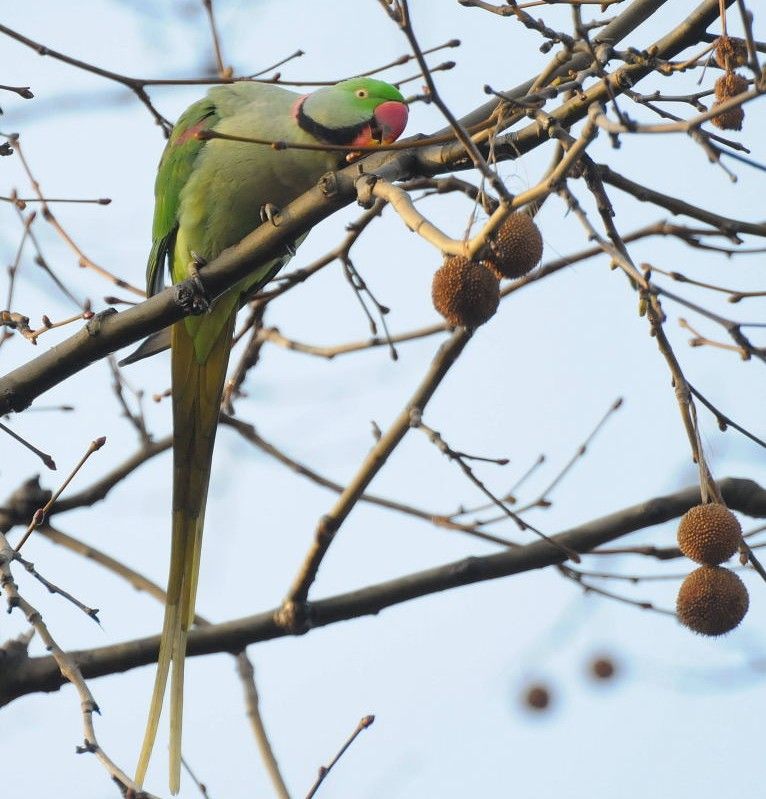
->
xmin=677 ymin=566 xmax=749 ymax=636
xmin=711 ymin=71 xmax=748 ymax=131
xmin=487 ymin=213 xmax=543 ymax=280
xmin=714 ymin=71 xmax=748 ymax=101
xmin=677 ymin=503 xmax=741 ymax=565
xmin=714 ymin=36 xmax=748 ymax=70
xmin=523 ymin=684 xmax=551 ymax=711
xmin=711 ymin=101 xmax=745 ymax=131
xmin=590 ymin=657 xmax=616 ymax=681
xmin=431 ymin=255 xmax=500 ymax=328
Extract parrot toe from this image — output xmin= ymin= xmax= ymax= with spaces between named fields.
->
xmin=176 ymin=258 xmax=211 ymax=315
xmin=259 ymin=202 xmax=282 ymax=226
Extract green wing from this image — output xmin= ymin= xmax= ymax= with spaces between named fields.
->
xmin=146 ymin=98 xmax=220 ymax=296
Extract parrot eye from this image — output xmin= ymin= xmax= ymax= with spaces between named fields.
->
xmin=355 ymin=88 xmax=369 ymax=99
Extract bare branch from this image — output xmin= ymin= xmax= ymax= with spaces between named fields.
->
xmin=16 ymin=437 xmax=106 ymax=551
xmin=304 ymin=715 xmax=374 ymax=799
xmin=0 ymin=0 xmax=732 ymax=416
xmin=3 ymin=477 xmax=763 ymax=706
xmin=0 ymin=533 xmax=157 ymax=796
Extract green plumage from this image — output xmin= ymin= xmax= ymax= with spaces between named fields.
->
xmin=146 ymin=97 xmax=219 ymax=297
xmin=135 ymin=77 xmax=407 ymax=794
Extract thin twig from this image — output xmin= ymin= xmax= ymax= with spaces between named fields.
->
xmin=108 ymin=356 xmax=152 ymax=445
xmin=3 ymin=208 xmax=34 ymax=315
xmin=0 ymin=23 xmax=173 ymax=133
xmin=0 ymin=420 xmax=56 ymax=470
xmin=688 ymin=382 xmax=766 ymax=450
xmin=1 ymin=195 xmax=111 ymax=206
xmin=410 ymin=412 xmax=580 ymax=562
xmin=516 ymin=398 xmax=624 ymax=512
xmin=36 ymin=525 xmax=292 ymax=796
xmin=12 ymin=203 xmax=83 ymax=307
xmin=236 ymin=654 xmax=292 ymax=799
xmin=220 ymin=414 xmax=519 ymax=548
xmin=385 ymin=0 xmax=512 ymax=202
xmin=11 ymin=549 xmax=100 ymax=622
xmin=562 ymin=565 xmax=675 ymax=615
xmin=201 ymin=0 xmax=228 ymax=78
xmin=15 ymin=436 xmax=106 ymax=551
xmin=7 ymin=136 xmax=146 ymax=296
xmin=0 ymin=532 xmax=157 ymax=797
xmin=304 ymin=715 xmax=375 ymax=799
xmin=181 ymin=755 xmax=213 ymax=799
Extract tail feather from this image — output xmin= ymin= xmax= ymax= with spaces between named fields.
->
xmin=136 ymin=314 xmax=235 ymax=793
xmin=135 ymin=593 xmax=179 ymax=787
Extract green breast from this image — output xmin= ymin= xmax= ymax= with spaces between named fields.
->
xmin=174 ymin=84 xmax=341 ymax=273
xmin=172 ymin=84 xmax=340 ymax=361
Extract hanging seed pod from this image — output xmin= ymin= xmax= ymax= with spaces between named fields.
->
xmin=714 ymin=36 xmax=748 ymax=70
xmin=677 ymin=566 xmax=749 ymax=636
xmin=432 ymin=255 xmax=500 ymax=328
xmin=711 ymin=71 xmax=748 ymax=130
xmin=677 ymin=503 xmax=741 ymax=565
xmin=486 ymin=212 xmax=543 ymax=280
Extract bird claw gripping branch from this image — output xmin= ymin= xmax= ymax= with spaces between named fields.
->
xmin=175 ymin=255 xmax=211 ymax=315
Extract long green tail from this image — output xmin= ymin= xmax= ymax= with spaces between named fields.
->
xmin=135 ymin=313 xmax=235 ymax=793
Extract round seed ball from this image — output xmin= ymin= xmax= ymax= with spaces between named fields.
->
xmin=432 ymin=255 xmax=500 ymax=328
xmin=711 ymin=101 xmax=745 ymax=131
xmin=677 ymin=566 xmax=749 ymax=636
xmin=487 ymin=213 xmax=543 ymax=279
xmin=712 ymin=72 xmax=748 ymax=131
xmin=590 ymin=657 xmax=616 ymax=681
xmin=714 ymin=36 xmax=749 ymax=70
xmin=714 ymin=71 xmax=748 ymax=101
xmin=523 ymin=683 xmax=551 ymax=711
xmin=677 ymin=503 xmax=741 ymax=565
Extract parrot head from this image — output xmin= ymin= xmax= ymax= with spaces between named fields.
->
xmin=295 ymin=77 xmax=408 ymax=147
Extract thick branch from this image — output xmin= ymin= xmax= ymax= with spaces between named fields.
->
xmin=282 ymin=328 xmax=472 ymax=609
xmin=2 ymin=477 xmax=764 ymax=706
xmin=0 ymin=0 xmax=728 ymax=415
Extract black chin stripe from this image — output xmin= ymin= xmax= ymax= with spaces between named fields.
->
xmin=297 ymin=99 xmax=378 ymax=145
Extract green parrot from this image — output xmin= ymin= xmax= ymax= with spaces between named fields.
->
xmin=135 ymin=77 xmax=408 ymax=793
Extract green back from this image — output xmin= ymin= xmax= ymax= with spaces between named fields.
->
xmin=146 ymin=98 xmax=220 ymax=296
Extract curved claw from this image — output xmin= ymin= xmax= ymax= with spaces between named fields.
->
xmin=176 ymin=256 xmax=211 ymax=315
xmin=260 ymin=203 xmax=281 ymax=225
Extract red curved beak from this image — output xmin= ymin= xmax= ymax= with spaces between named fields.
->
xmin=374 ymin=100 xmax=409 ymax=144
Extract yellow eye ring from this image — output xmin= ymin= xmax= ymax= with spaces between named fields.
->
xmin=355 ymin=88 xmax=369 ymax=99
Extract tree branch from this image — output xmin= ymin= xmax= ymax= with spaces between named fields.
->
xmin=0 ymin=0 xmax=729 ymax=415
xmin=3 ymin=477 xmax=764 ymax=707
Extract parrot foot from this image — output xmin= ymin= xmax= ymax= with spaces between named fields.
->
xmin=260 ymin=204 xmax=296 ymax=257
xmin=259 ymin=203 xmax=281 ymax=226
xmin=175 ymin=254 xmax=211 ymax=315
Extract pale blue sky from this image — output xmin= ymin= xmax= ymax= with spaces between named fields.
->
xmin=1 ymin=2 xmax=764 ymax=797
